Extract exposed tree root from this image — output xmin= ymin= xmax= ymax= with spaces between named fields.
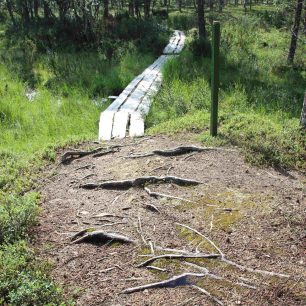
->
xmin=137 ymin=253 xmax=221 ymax=267
xmin=144 ymin=203 xmax=160 ymax=213
xmin=70 ymin=228 xmax=95 ymax=241
xmin=70 ymin=230 xmax=134 ymax=244
xmin=92 ymin=148 xmax=119 ymax=158
xmin=176 ymin=223 xmax=290 ymax=278
xmin=146 ymin=266 xmax=168 ymax=272
xmin=61 ymin=146 xmax=119 ymax=164
xmin=184 ymin=262 xmax=257 ymax=290
xmin=80 ymin=176 xmax=203 ymax=190
xmin=144 ymin=187 xmax=193 ymax=203
xmin=122 ymin=273 xmax=206 ymax=294
xmin=92 ymin=213 xmax=123 ymax=219
xmin=125 ymin=146 xmax=217 ymax=158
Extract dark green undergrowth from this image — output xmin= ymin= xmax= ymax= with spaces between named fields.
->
xmin=0 ymin=241 xmax=66 ymax=305
xmin=147 ymin=9 xmax=305 ymax=170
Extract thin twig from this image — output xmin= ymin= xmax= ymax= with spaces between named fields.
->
xmin=192 ymin=285 xmax=224 ymax=306
xmin=144 ymin=187 xmax=193 ymax=203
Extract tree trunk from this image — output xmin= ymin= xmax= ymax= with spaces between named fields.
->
xmin=178 ymin=0 xmax=182 ymax=12
xmin=43 ymin=1 xmax=52 ymax=21
xmin=34 ymin=0 xmax=39 ymax=18
xmin=22 ymin=0 xmax=30 ymax=24
xmin=209 ymin=0 xmax=214 ymax=10
xmin=219 ymin=0 xmax=224 ymax=12
xmin=197 ymin=0 xmax=206 ymax=39
xmin=287 ymin=0 xmax=303 ymax=64
xmin=144 ymin=0 xmax=151 ymax=18
xmin=103 ymin=0 xmax=109 ymax=18
xmin=6 ymin=0 xmax=16 ymax=26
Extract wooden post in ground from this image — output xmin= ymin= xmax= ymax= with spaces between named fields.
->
xmin=210 ymin=21 xmax=220 ymax=137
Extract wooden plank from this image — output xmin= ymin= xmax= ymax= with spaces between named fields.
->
xmin=99 ymin=32 xmax=185 ymax=141
xmin=129 ymin=112 xmax=144 ymax=137
xmin=99 ymin=111 xmax=115 ymax=141
xmin=163 ymin=31 xmax=180 ymax=54
xmin=107 ymin=74 xmax=144 ymax=112
xmin=112 ymin=111 xmax=129 ymax=139
xmin=120 ymin=56 xmax=166 ymax=112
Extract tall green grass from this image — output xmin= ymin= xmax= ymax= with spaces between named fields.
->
xmin=147 ymin=13 xmax=305 ymax=169
xmin=0 ymin=26 xmax=156 ymax=304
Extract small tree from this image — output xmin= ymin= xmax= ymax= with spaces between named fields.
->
xmin=197 ymin=0 xmax=206 ymax=39
xmin=287 ymin=0 xmax=304 ymax=64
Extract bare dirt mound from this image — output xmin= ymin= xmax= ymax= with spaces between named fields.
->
xmin=36 ymin=135 xmax=306 ymax=306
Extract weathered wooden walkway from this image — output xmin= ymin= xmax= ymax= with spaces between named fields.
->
xmin=99 ymin=30 xmax=185 ymax=141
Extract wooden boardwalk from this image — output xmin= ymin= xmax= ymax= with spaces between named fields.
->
xmin=99 ymin=30 xmax=185 ymax=141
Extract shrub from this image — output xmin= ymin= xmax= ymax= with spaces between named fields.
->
xmin=0 ymin=193 xmax=39 ymax=244
xmin=167 ymin=12 xmax=196 ymax=31
xmin=0 ymin=241 xmax=64 ymax=305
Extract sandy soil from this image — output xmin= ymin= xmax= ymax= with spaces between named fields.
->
xmin=36 ymin=135 xmax=306 ymax=306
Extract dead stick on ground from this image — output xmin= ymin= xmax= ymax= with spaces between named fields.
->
xmin=149 ymin=241 xmax=155 ymax=255
xmin=192 ymin=285 xmax=224 ymax=306
xmin=146 ymin=266 xmax=167 ymax=272
xmin=144 ymin=187 xmax=193 ymax=203
xmin=80 ymin=176 xmax=203 ymax=190
xmin=137 ymin=214 xmax=147 ymax=245
xmin=176 ymin=223 xmax=290 ymax=278
xmin=167 ymin=165 xmax=173 ymax=175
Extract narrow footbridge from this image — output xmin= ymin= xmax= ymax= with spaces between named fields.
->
xmin=99 ymin=30 xmax=185 ymax=141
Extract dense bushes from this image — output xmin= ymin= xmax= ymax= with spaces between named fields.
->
xmin=0 ymin=241 xmax=64 ymax=305
xmin=0 ymin=193 xmax=39 ymax=244
xmin=167 ymin=11 xmax=196 ymax=31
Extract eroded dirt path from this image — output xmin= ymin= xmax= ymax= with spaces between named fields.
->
xmin=36 ymin=135 xmax=306 ymax=305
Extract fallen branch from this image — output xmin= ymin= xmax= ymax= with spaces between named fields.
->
xmin=80 ymin=176 xmax=203 ymax=190
xmin=144 ymin=187 xmax=193 ymax=203
xmin=71 ymin=230 xmax=134 ymax=244
xmin=137 ymin=253 xmax=220 ymax=268
xmin=122 ymin=273 xmax=205 ymax=294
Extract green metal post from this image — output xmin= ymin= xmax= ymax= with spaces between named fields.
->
xmin=210 ymin=21 xmax=220 ymax=137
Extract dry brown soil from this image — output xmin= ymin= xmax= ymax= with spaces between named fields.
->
xmin=36 ymin=135 xmax=306 ymax=306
